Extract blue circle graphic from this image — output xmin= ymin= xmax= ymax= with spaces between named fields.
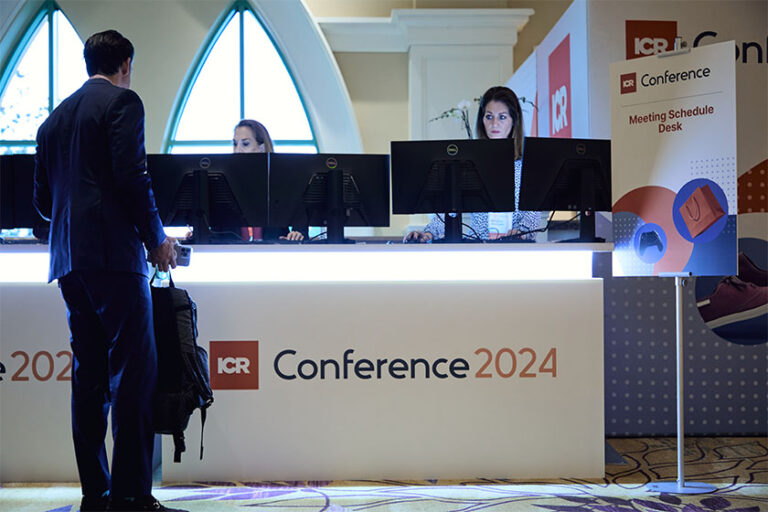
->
xmin=633 ymin=223 xmax=667 ymax=263
xmin=672 ymin=179 xmax=728 ymax=242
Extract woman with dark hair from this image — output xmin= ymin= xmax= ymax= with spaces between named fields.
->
xmin=404 ymin=86 xmax=539 ymax=242
xmin=232 ymin=119 xmax=305 ymax=241
xmin=475 ymin=86 xmax=524 ymax=158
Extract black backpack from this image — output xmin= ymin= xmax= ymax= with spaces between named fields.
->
xmin=150 ymin=272 xmax=214 ymax=463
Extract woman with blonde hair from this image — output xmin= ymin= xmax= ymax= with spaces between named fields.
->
xmin=233 ymin=119 xmax=274 ymax=154
xmin=233 ymin=119 xmax=305 ymax=241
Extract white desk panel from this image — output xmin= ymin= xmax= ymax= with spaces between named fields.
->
xmin=0 ymin=244 xmax=606 ymax=481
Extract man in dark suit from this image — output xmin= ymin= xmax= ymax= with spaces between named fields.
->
xmin=34 ymin=30 xmax=185 ymax=512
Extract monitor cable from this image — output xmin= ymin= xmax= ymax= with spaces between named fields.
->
xmin=433 ymin=213 xmax=483 ymax=242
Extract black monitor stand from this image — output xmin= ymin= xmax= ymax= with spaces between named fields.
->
xmin=557 ymin=211 xmax=605 ymax=243
xmin=189 ymin=169 xmax=212 ymax=245
xmin=443 ymin=213 xmax=463 ymax=243
xmin=324 ymin=167 xmax=347 ymax=244
xmin=438 ymin=161 xmax=465 ymax=244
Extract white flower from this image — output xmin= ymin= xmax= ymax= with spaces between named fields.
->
xmin=428 ymin=97 xmax=479 ymax=139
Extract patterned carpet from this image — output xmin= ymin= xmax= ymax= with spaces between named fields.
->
xmin=1 ymin=437 xmax=766 ymax=511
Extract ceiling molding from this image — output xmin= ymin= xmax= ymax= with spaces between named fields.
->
xmin=318 ymin=8 xmax=534 ymax=53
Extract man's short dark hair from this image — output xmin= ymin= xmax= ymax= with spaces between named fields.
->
xmin=83 ymin=30 xmax=134 ymax=76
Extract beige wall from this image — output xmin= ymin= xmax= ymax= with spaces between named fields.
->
xmin=506 ymin=0 xmax=571 ymax=69
xmin=334 ymin=52 xmax=409 ymax=155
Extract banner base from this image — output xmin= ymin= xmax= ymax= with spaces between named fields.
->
xmin=646 ymin=482 xmax=717 ymax=495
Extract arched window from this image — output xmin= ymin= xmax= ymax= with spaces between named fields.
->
xmin=165 ymin=1 xmax=317 ymax=154
xmin=0 ymin=3 xmax=86 ymax=155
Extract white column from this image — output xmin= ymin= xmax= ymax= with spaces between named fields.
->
xmin=318 ymin=9 xmax=533 ymax=140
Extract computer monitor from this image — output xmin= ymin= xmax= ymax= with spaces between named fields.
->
xmin=268 ymin=153 xmax=390 ymax=244
xmin=519 ymin=137 xmax=611 ymax=243
xmin=147 ymin=153 xmax=268 ymax=244
xmin=0 ymin=154 xmax=49 ymax=239
xmin=390 ymin=139 xmax=518 ymax=242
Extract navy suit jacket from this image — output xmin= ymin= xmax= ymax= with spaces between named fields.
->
xmin=34 ymin=78 xmax=166 ymax=282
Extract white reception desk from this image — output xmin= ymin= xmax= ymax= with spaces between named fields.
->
xmin=0 ymin=243 xmax=608 ymax=482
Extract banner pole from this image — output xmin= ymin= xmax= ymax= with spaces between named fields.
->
xmin=647 ymin=274 xmax=716 ymax=495
xmin=675 ymin=275 xmax=685 ymax=487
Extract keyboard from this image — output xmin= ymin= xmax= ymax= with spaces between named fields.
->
xmin=493 ymin=236 xmax=535 ymax=243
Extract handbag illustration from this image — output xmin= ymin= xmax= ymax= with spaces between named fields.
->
xmin=679 ymin=184 xmax=725 ymax=238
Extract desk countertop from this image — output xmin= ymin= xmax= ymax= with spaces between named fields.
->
xmin=0 ymin=241 xmax=610 ymax=283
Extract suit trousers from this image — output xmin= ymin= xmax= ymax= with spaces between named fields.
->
xmin=59 ymin=270 xmax=157 ymax=499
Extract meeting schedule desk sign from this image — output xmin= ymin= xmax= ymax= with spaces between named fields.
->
xmin=0 ymin=242 xmax=608 ymax=482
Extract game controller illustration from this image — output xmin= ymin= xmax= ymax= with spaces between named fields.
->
xmin=638 ymin=230 xmax=663 ymax=255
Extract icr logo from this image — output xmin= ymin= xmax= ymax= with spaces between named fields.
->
xmin=620 ymin=72 xmax=637 ymax=94
xmin=625 ymin=20 xmax=677 ymax=60
xmin=217 ymin=357 xmax=251 ymax=375
xmin=551 ymin=85 xmax=568 ymax=134
xmin=210 ymin=341 xmax=259 ymax=389
xmin=634 ymin=37 xmax=669 ymax=56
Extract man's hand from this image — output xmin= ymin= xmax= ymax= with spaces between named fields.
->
xmin=148 ymin=237 xmax=177 ymax=272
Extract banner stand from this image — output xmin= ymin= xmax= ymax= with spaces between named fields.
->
xmin=646 ymin=273 xmax=716 ymax=495
xmin=611 ymin=39 xmax=736 ymax=492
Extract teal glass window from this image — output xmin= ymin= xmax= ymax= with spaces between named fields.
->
xmin=0 ymin=5 xmax=86 ymax=155
xmin=166 ymin=4 xmax=317 ymax=154
xmin=0 ymin=4 xmax=85 ymax=238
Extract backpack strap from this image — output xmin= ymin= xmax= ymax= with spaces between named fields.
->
xmin=199 ymin=407 xmax=207 ymax=460
xmin=172 ymin=432 xmax=186 ymax=463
